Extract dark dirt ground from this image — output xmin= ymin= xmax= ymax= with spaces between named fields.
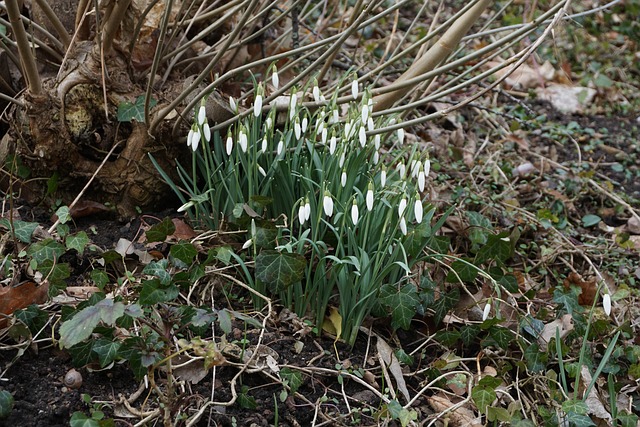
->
xmin=1 ymin=101 xmax=639 ymax=426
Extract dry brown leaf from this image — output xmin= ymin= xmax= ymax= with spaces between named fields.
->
xmin=535 ymin=84 xmax=597 ymax=114
xmin=580 ymin=366 xmax=613 ymax=425
xmin=564 ymin=272 xmax=597 ymax=306
xmin=486 ymin=60 xmax=555 ymax=89
xmin=0 ymin=282 xmax=49 ymax=328
xmin=169 ymin=218 xmax=197 ymax=240
xmin=377 ymin=335 xmax=411 ymax=403
xmin=427 ymin=394 xmax=482 ymax=427
xmin=537 ymin=314 xmax=574 ymax=352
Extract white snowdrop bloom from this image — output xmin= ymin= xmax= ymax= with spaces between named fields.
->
xmin=239 ymin=130 xmax=248 ymax=152
xmin=398 ymin=162 xmax=406 ymax=179
xmin=358 ymin=126 xmax=366 ymax=148
xmin=381 ymin=166 xmax=387 ymax=188
xmin=339 ymin=151 xmax=346 ymax=168
xmin=344 ymin=122 xmax=351 ymax=139
xmin=368 ymin=117 xmax=375 ymax=132
xmin=302 ymin=116 xmax=308 ymax=133
xmin=253 ymin=94 xmax=263 ymax=117
xmin=323 ymin=191 xmax=334 ymax=217
xmin=271 ymin=67 xmax=279 ymax=90
xmin=603 ymin=293 xmax=611 ymax=316
xmin=321 ymin=128 xmax=328 ymax=145
xmin=191 ymin=129 xmax=201 ymax=151
xmin=424 ymin=158 xmax=431 ymax=177
xmin=203 ymin=123 xmax=211 ymax=142
xmin=398 ymin=197 xmax=407 ymax=217
xmin=242 ymin=239 xmax=253 ymax=250
xmin=304 ymin=199 xmax=311 ymax=222
xmin=373 ymin=151 xmax=379 ymax=165
xmin=418 ymin=167 xmax=426 ymax=192
xmin=258 ymin=165 xmax=267 ymax=177
xmin=298 ymin=202 xmax=306 ymax=225
xmin=332 ymin=109 xmax=339 ymax=124
xmin=329 ymin=135 xmax=337 ymax=155
xmin=261 ymin=137 xmax=267 ymax=153
xmin=341 ymin=170 xmax=347 ymax=187
xmin=177 ymin=200 xmax=194 ymax=213
xmin=361 ymin=104 xmax=369 ymax=123
xmin=229 ymin=96 xmax=237 ymax=112
xmin=374 ymin=134 xmax=381 ymax=150
xmin=366 ymin=182 xmax=374 ymax=211
xmin=226 ymin=134 xmax=233 ymax=155
xmin=351 ymin=80 xmax=359 ymax=99
xmin=313 ymin=85 xmax=321 ymax=103
xmin=397 ymin=128 xmax=405 ymax=144
xmin=289 ymin=92 xmax=298 ymax=120
xmin=277 ymin=140 xmax=284 ymax=155
xmin=320 ymin=94 xmax=326 ymax=102
xmin=351 ymin=200 xmax=359 ymax=225
xmin=265 ymin=116 xmax=273 ymax=130
xmin=316 ymin=120 xmax=324 ymax=136
xmin=414 ymin=196 xmax=423 ymax=224
xmin=294 ymin=119 xmax=301 ymax=139
xmin=482 ymin=302 xmax=491 ymax=321
xmin=187 ymin=129 xmax=194 ymax=148
xmin=399 ymin=217 xmax=407 ymax=235
xmin=411 ymin=160 xmax=420 ymax=178
xmin=198 ymin=104 xmax=206 ymax=126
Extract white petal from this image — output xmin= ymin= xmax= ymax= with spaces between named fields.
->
xmin=203 ymin=123 xmax=211 ymax=142
xmin=397 ymin=128 xmax=405 ymax=144
xmin=344 ymin=122 xmax=351 ymax=139
xmin=242 ymin=239 xmax=253 ymax=250
xmin=191 ymin=130 xmax=200 ymax=151
xmin=226 ymin=135 xmax=233 ymax=155
xmin=398 ymin=163 xmax=406 ymax=179
xmin=351 ymin=202 xmax=359 ymax=225
xmin=482 ymin=302 xmax=491 ymax=321
xmin=374 ymin=134 xmax=381 ymax=150
xmin=603 ymin=293 xmax=611 ymax=316
xmin=373 ymin=151 xmax=379 ymax=165
xmin=177 ymin=201 xmax=194 ymax=212
xmin=289 ymin=93 xmax=298 ymax=120
xmin=277 ymin=140 xmax=284 ymax=155
xmin=258 ymin=165 xmax=266 ymax=177
xmin=368 ymin=117 xmax=375 ymax=131
xmin=239 ymin=132 xmax=248 ymax=152
xmin=229 ymin=96 xmax=237 ymax=111
xmin=366 ymin=188 xmax=374 ymax=211
xmin=298 ymin=204 xmax=306 ymax=225
xmin=424 ymin=158 xmax=431 ymax=177
xmin=304 ymin=201 xmax=311 ymax=221
xmin=358 ymin=126 xmax=366 ymax=147
xmin=399 ymin=217 xmax=407 ymax=235
xmin=302 ymin=117 xmax=308 ymax=133
xmin=261 ymin=137 xmax=267 ymax=153
xmin=321 ymin=128 xmax=328 ymax=145
xmin=339 ymin=152 xmax=345 ymax=168
xmin=414 ymin=199 xmax=423 ymax=223
xmin=266 ymin=116 xmax=273 ymax=130
xmin=332 ymin=109 xmax=339 ymax=124
xmin=254 ymin=95 xmax=262 ymax=117
xmin=329 ymin=136 xmax=337 ymax=155
xmin=398 ymin=197 xmax=407 ymax=217
xmin=272 ymin=70 xmax=279 ymax=90
xmin=323 ymin=194 xmax=333 ymax=217
xmin=381 ymin=169 xmax=386 ymax=188
xmin=351 ymin=80 xmax=359 ymax=99
xmin=187 ymin=129 xmax=194 ymax=147
xmin=361 ymin=104 xmax=369 ymax=123
xmin=418 ymin=171 xmax=425 ymax=192
xmin=198 ymin=105 xmax=206 ymax=125
xmin=341 ymin=171 xmax=347 ymax=187
xmin=313 ymin=86 xmax=320 ymax=103
xmin=294 ymin=121 xmax=301 ymax=139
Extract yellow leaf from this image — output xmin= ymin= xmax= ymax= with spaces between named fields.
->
xmin=322 ymin=307 xmax=342 ymax=341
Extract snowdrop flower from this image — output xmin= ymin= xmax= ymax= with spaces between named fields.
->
xmin=424 ymin=158 xmax=431 ymax=177
xmin=187 ymin=128 xmax=194 ymax=148
xmin=226 ymin=133 xmax=233 ymax=155
xmin=603 ymin=293 xmax=611 ymax=316
xmin=373 ymin=151 xmax=379 ymax=165
xmin=253 ymin=93 xmax=263 ymax=117
xmin=368 ymin=117 xmax=375 ymax=132
xmin=265 ymin=116 xmax=273 ymax=131
xmin=366 ymin=182 xmax=374 ymax=211
xmin=323 ymin=191 xmax=334 ymax=217
xmin=351 ymin=80 xmax=359 ymax=99
xmin=294 ymin=118 xmax=301 ymax=139
xmin=398 ymin=196 xmax=407 ymax=217
xmin=271 ymin=66 xmax=279 ymax=90
xmin=298 ymin=200 xmax=307 ymax=225
xmin=258 ymin=165 xmax=267 ymax=177
xmin=418 ymin=165 xmax=426 ymax=192
xmin=397 ymin=162 xmax=406 ymax=179
xmin=332 ymin=109 xmax=339 ymax=124
xmin=339 ymin=151 xmax=346 ymax=168
xmin=191 ymin=129 xmax=201 ymax=151
xmin=341 ymin=170 xmax=347 ymax=187
xmin=177 ymin=200 xmax=194 ymax=213
xmin=277 ymin=140 xmax=284 ymax=155
xmin=414 ymin=193 xmax=423 ymax=223
xmin=242 ymin=239 xmax=253 ymax=250
xmin=380 ymin=166 xmax=387 ymax=188
xmin=361 ymin=104 xmax=369 ymax=123
xmin=399 ymin=217 xmax=407 ymax=235
xmin=261 ymin=137 xmax=267 ymax=153
xmin=329 ymin=134 xmax=337 ymax=155
xmin=198 ymin=103 xmax=206 ymax=126
xmin=321 ymin=128 xmax=328 ymax=145
xmin=302 ymin=116 xmax=308 ymax=133
xmin=304 ymin=198 xmax=311 ymax=222
xmin=358 ymin=126 xmax=366 ymax=148
xmin=351 ymin=200 xmax=359 ymax=225
xmin=482 ymin=301 xmax=491 ymax=321
xmin=203 ymin=122 xmax=211 ymax=143
xmin=344 ymin=122 xmax=351 ymax=139
xmin=411 ymin=160 xmax=420 ymax=178
xmin=289 ymin=90 xmax=298 ymax=120
xmin=397 ymin=128 xmax=405 ymax=144
xmin=229 ymin=96 xmax=237 ymax=112
xmin=374 ymin=134 xmax=381 ymax=150
xmin=239 ymin=129 xmax=248 ymax=152
xmin=316 ymin=119 xmax=324 ymax=136
xmin=313 ymin=84 xmax=321 ymax=103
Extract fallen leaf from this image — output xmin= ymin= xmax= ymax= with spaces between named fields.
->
xmin=377 ymin=335 xmax=411 ymax=403
xmin=169 ymin=218 xmax=197 ymax=240
xmin=0 ymin=282 xmax=49 ymax=328
xmin=322 ymin=307 xmax=342 ymax=340
xmin=427 ymin=394 xmax=482 ymax=427
xmin=564 ymin=272 xmax=597 ymax=306
xmin=537 ymin=314 xmax=574 ymax=352
xmin=535 ymin=84 xmax=597 ymax=114
xmin=580 ymin=366 xmax=613 ymax=425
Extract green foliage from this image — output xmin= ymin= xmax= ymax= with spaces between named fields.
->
xmin=381 ymin=400 xmax=417 ymax=427
xmin=59 ymin=298 xmax=126 ymax=348
xmin=255 ymin=251 xmax=307 ymax=292
xmin=117 ymin=95 xmax=157 ymax=123
xmin=0 ymin=219 xmax=38 ymax=243
xmin=0 ymin=390 xmax=14 ymax=419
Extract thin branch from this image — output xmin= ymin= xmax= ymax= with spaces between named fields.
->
xmin=33 ymin=0 xmax=71 ymax=48
xmin=4 ymin=0 xmax=42 ymax=94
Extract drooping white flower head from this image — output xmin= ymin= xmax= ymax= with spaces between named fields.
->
xmin=289 ymin=90 xmax=298 ymax=120
xmin=397 ymin=162 xmax=406 ymax=179
xmin=198 ymin=103 xmax=206 ymax=126
xmin=229 ymin=96 xmax=237 ymax=112
xmin=265 ymin=116 xmax=273 ymax=131
xmin=258 ymin=165 xmax=267 ymax=177
xmin=261 ymin=137 xmax=267 ymax=153
xmin=321 ymin=127 xmax=328 ymax=145
xmin=424 ymin=158 xmax=431 ymax=178
xmin=332 ymin=108 xmax=339 ymax=124
xmin=313 ymin=84 xmax=321 ymax=104
xmin=271 ymin=66 xmax=279 ymax=90
xmin=351 ymin=80 xmax=359 ymax=99
xmin=203 ymin=122 xmax=211 ymax=143
xmin=316 ymin=119 xmax=324 ymax=136
xmin=239 ymin=129 xmax=248 ymax=152
xmin=351 ymin=200 xmax=359 ymax=225
xmin=366 ymin=182 xmax=374 ymax=211
xmin=603 ymin=293 xmax=611 ymax=316
xmin=399 ymin=217 xmax=407 ymax=235
xmin=298 ymin=200 xmax=306 ymax=225
xmin=397 ymin=128 xmax=405 ymax=145
xmin=191 ymin=129 xmax=201 ymax=151
xmin=187 ymin=128 xmax=194 ymax=148
xmin=177 ymin=200 xmax=194 ymax=213
xmin=277 ymin=140 xmax=284 ymax=156
xmin=341 ymin=170 xmax=347 ymax=187
xmin=294 ymin=118 xmax=301 ymax=139
xmin=373 ymin=151 xmax=379 ymax=165
xmin=253 ymin=94 xmax=263 ymax=117
xmin=339 ymin=151 xmax=346 ymax=168
xmin=380 ymin=166 xmax=387 ymax=188
xmin=323 ymin=191 xmax=334 ymax=217
xmin=398 ymin=196 xmax=407 ymax=218
xmin=414 ymin=194 xmax=423 ymax=224
xmin=368 ymin=117 xmax=375 ymax=132
xmin=329 ymin=134 xmax=337 ymax=155
xmin=358 ymin=126 xmax=366 ymax=148
xmin=242 ymin=239 xmax=253 ymax=250
xmin=482 ymin=301 xmax=491 ymax=321
xmin=302 ymin=116 xmax=308 ymax=133
xmin=344 ymin=121 xmax=351 ymax=140
xmin=374 ymin=134 xmax=381 ymax=150
xmin=361 ymin=104 xmax=369 ymax=123
xmin=304 ymin=198 xmax=311 ymax=222
xmin=418 ymin=165 xmax=426 ymax=192
xmin=226 ymin=133 xmax=233 ymax=155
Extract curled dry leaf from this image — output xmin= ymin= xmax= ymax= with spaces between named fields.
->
xmin=427 ymin=394 xmax=482 ymax=427
xmin=537 ymin=313 xmax=574 ymax=352
xmin=563 ymin=272 xmax=597 ymax=306
xmin=0 ymin=282 xmax=49 ymax=328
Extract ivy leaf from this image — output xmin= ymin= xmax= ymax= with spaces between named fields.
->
xmin=476 ymin=232 xmax=514 ymax=264
xmin=139 ymin=279 xmax=179 ymax=305
xmin=191 ymin=308 xmax=216 ymax=328
xmin=472 ymin=385 xmax=496 ymax=413
xmin=553 ymin=287 xmax=581 ymax=315
xmin=90 ymin=269 xmax=109 ymax=290
xmin=485 ymin=326 xmax=513 ymax=349
xmin=117 ymin=95 xmax=157 ymax=123
xmin=26 ymin=239 xmax=65 ymax=266
xmin=255 ymin=250 xmax=307 ymax=292
xmin=254 ymin=220 xmax=278 ymax=248
xmin=381 ymin=284 xmax=419 ymax=330
xmin=581 ymin=214 xmax=601 ymax=228
xmin=432 ymin=288 xmax=460 ymax=325
xmin=562 ymin=399 xmax=589 ymax=415
xmin=524 ymin=343 xmax=547 ymax=373
xmin=434 ymin=330 xmax=461 ymax=347
xmin=446 ymin=259 xmax=478 ymax=282
xmin=15 ymin=305 xmax=48 ymax=335
xmin=66 ymin=231 xmax=89 ymax=253
xmin=461 ymin=325 xmax=480 ymax=347
xmin=0 ymin=219 xmax=38 ymax=243
xmin=466 ymin=211 xmax=492 ymax=248
xmin=386 ymin=400 xmax=418 ymax=427
xmin=145 ymin=217 xmax=175 ymax=243
xmin=70 ymin=412 xmax=100 ymax=427
xmin=217 ymin=309 xmax=232 ymax=335
xmin=92 ymin=338 xmax=121 ymax=367
xmin=59 ymin=299 xmax=125 ymax=348
xmin=564 ymin=411 xmax=596 ymax=427
xmin=142 ymin=260 xmax=171 ymax=285
xmin=170 ymin=241 xmax=198 ymax=265
xmin=0 ymin=390 xmax=14 ymax=419
xmin=280 ymin=367 xmax=304 ymax=394
xmin=55 ymin=206 xmax=71 ymax=224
